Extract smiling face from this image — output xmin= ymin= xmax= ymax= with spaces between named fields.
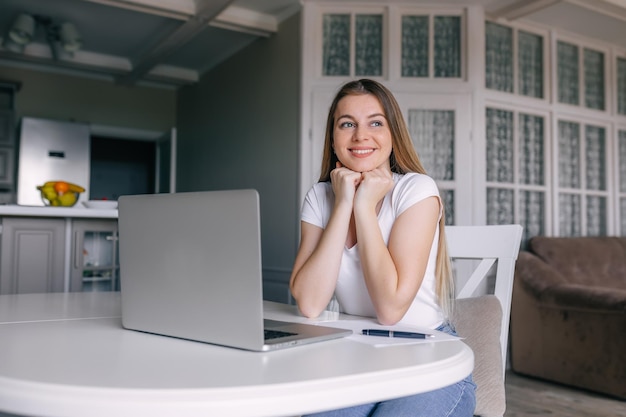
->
xmin=332 ymin=93 xmax=393 ymax=173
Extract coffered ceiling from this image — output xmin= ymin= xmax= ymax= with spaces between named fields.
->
xmin=0 ymin=0 xmax=624 ymax=89
xmin=0 ymin=0 xmax=301 ymax=88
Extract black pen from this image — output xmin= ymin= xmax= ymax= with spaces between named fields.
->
xmin=362 ymin=329 xmax=433 ymax=339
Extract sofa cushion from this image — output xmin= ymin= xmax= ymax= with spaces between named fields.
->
xmin=529 ymin=237 xmax=626 ymax=289
xmin=542 ymin=284 xmax=626 ymax=312
xmin=515 ymin=251 xmax=567 ymax=298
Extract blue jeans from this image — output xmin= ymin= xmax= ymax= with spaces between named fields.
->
xmin=303 ymin=322 xmax=476 ymax=417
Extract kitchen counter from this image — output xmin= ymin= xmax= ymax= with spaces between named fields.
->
xmin=0 ymin=205 xmax=119 ymax=294
xmin=0 ymin=204 xmax=117 ymax=219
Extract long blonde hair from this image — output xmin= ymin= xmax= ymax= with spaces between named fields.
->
xmin=319 ymin=79 xmax=455 ymax=318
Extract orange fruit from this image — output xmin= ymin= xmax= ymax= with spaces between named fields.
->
xmin=54 ymin=181 xmax=70 ymax=194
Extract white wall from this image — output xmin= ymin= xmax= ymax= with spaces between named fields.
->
xmin=0 ymin=66 xmax=176 ymax=131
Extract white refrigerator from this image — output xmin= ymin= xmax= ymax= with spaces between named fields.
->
xmin=17 ymin=117 xmax=91 ymax=206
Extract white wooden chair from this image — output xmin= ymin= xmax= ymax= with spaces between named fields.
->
xmin=446 ymin=224 xmax=523 ymax=417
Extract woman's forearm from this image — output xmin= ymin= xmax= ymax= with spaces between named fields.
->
xmin=290 ymin=203 xmax=352 ymax=317
xmin=353 ymin=206 xmax=407 ymax=324
xmin=356 ymin=198 xmax=440 ymax=324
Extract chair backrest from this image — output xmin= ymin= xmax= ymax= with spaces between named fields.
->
xmin=445 ymin=225 xmax=522 ymax=417
xmin=445 ymin=224 xmax=523 ymax=373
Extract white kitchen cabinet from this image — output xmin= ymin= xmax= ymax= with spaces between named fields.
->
xmin=0 ymin=207 xmax=119 ymax=294
xmin=70 ymin=219 xmax=119 ymax=292
xmin=0 ymin=217 xmax=66 ymax=294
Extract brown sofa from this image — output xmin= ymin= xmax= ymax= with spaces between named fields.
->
xmin=510 ymin=236 xmax=626 ymax=400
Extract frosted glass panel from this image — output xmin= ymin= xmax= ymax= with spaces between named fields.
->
xmin=486 ymin=108 xmax=514 ymax=183
xmin=408 ymin=109 xmax=454 ymax=180
xmin=558 ymin=121 xmax=581 ymax=188
xmin=585 ymin=125 xmax=606 ymax=191
xmin=518 ymin=31 xmax=543 ymax=98
xmin=487 ymin=188 xmax=514 ymax=225
xmin=355 ymin=14 xmax=383 ymax=76
xmin=485 ymin=22 xmax=513 ymax=92
xmin=441 ymin=189 xmax=454 ymax=225
xmin=586 ymin=196 xmax=607 ymax=236
xmin=557 ymin=41 xmax=579 ymax=105
xmin=618 ymin=57 xmax=626 ymax=116
xmin=584 ymin=48 xmax=605 ymax=110
xmin=519 ymin=113 xmax=544 ymax=185
xmin=620 ymin=130 xmax=626 ymax=193
xmin=323 ymin=14 xmax=350 ymax=76
xmin=434 ymin=16 xmax=461 ymax=78
xmin=519 ymin=190 xmax=545 ymax=242
xmin=559 ymin=193 xmax=581 ymax=236
xmin=402 ymin=16 xmax=429 ymax=77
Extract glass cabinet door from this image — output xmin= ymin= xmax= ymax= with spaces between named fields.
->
xmin=322 ymin=11 xmax=384 ymax=77
xmin=394 ymin=93 xmax=472 ymax=225
xmin=71 ymin=220 xmax=119 ymax=292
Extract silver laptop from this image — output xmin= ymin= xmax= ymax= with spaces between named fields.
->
xmin=118 ymin=189 xmax=351 ymax=351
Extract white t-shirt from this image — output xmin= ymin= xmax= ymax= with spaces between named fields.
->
xmin=301 ymin=172 xmax=444 ymax=329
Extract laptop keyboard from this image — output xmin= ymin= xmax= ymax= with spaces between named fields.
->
xmin=264 ymin=329 xmax=297 ymax=340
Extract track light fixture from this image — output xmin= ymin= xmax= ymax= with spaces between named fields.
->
xmin=8 ymin=14 xmax=35 ymax=45
xmin=59 ymin=22 xmax=82 ymax=52
xmin=2 ymin=13 xmax=82 ymax=59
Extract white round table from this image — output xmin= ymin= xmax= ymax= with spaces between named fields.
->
xmin=0 ymin=292 xmax=473 ymax=417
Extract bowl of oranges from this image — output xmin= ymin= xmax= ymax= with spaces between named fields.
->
xmin=37 ymin=181 xmax=85 ymax=207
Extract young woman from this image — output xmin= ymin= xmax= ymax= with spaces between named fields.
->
xmin=289 ymin=79 xmax=476 ymax=417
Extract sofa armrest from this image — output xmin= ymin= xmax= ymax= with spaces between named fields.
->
xmin=515 ymin=251 xmax=569 ymax=297
xmin=542 ymin=284 xmax=626 ymax=312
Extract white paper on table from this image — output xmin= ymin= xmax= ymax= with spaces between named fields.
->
xmin=305 ymin=315 xmax=461 ymax=347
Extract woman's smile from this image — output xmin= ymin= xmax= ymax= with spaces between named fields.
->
xmin=350 ymin=147 xmax=376 ymax=156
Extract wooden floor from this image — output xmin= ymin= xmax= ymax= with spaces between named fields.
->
xmin=504 ymin=371 xmax=626 ymax=417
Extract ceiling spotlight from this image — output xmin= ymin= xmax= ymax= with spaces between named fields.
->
xmin=59 ymin=22 xmax=81 ymax=52
xmin=2 ymin=13 xmax=82 ymax=59
xmin=8 ymin=13 xmax=35 ymax=45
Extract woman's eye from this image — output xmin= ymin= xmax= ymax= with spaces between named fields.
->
xmin=371 ymin=120 xmax=383 ymax=127
xmin=340 ymin=121 xmax=355 ymax=128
